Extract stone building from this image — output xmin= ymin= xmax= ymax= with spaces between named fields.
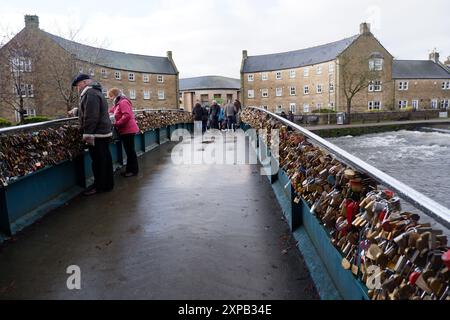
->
xmin=393 ymin=52 xmax=450 ymax=110
xmin=241 ymin=23 xmax=450 ymax=114
xmin=0 ymin=15 xmax=179 ymax=123
xmin=179 ymin=76 xmax=240 ymax=111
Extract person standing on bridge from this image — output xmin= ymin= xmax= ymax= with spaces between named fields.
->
xmin=234 ymin=99 xmax=242 ymax=129
xmin=209 ymin=100 xmax=220 ymax=130
xmin=71 ymin=74 xmax=114 ymax=196
xmin=225 ymin=100 xmax=237 ymax=131
xmin=192 ymin=102 xmax=203 ymax=134
xmin=108 ymin=88 xmax=140 ymax=177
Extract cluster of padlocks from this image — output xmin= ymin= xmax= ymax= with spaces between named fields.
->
xmin=135 ymin=110 xmax=193 ymax=132
xmin=0 ymin=111 xmax=193 ymax=187
xmin=0 ymin=122 xmax=84 ymax=186
xmin=241 ymin=108 xmax=450 ymax=300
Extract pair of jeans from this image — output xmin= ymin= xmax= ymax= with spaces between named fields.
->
xmin=227 ymin=115 xmax=236 ymax=130
xmin=88 ymin=137 xmax=114 ymax=192
xmin=121 ymin=133 xmax=139 ymax=175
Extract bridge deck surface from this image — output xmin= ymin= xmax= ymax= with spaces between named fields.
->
xmin=0 ymin=135 xmax=318 ymax=299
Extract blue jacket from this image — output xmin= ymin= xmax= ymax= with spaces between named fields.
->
xmin=218 ymin=108 xmax=225 ymax=121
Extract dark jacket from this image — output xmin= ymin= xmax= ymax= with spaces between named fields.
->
xmin=210 ymin=104 xmax=221 ymax=118
xmin=79 ymin=83 xmax=112 ymax=139
xmin=192 ymin=104 xmax=203 ymax=121
xmin=202 ymin=106 xmax=209 ymax=122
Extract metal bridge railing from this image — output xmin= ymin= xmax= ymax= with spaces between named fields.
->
xmin=0 ymin=117 xmax=78 ymax=134
xmin=249 ymin=107 xmax=450 ymax=229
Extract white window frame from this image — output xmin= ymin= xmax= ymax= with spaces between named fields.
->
xmin=26 ymin=84 xmax=34 ymax=97
xmin=262 ymin=72 xmax=268 ymax=81
xmin=276 ymin=71 xmax=282 ymax=80
xmin=289 ymin=70 xmax=296 ymax=78
xmin=304 ymin=85 xmax=309 ymax=95
xmin=442 ymin=81 xmax=450 ymax=90
xmin=303 ymin=104 xmax=310 ymax=113
xmin=329 ymin=82 xmax=334 ymax=93
xmin=248 ymin=90 xmax=255 ymax=99
xmin=129 ymin=89 xmax=136 ymax=100
xmin=398 ymin=100 xmax=408 ymax=109
xmin=88 ymin=68 xmax=95 ymax=76
xmin=329 ymin=63 xmax=334 ymax=73
xmin=248 ymin=74 xmax=254 ymax=82
xmin=157 ymin=75 xmax=164 ymax=83
xmin=143 ymin=90 xmax=151 ymax=100
xmin=289 ymin=86 xmax=296 ymax=96
xmin=262 ymin=105 xmax=268 ymax=110
xmin=316 ymin=103 xmax=322 ymax=110
xmin=412 ymin=100 xmax=419 ymax=110
xmin=289 ymin=103 xmax=297 ymax=113
xmin=276 ymin=105 xmax=283 ymax=113
xmin=316 ymin=66 xmax=322 ymax=75
xmin=398 ymin=81 xmax=409 ymax=91
xmin=101 ymin=68 xmax=107 ymax=78
xmin=275 ymin=87 xmax=282 ymax=97
xmin=115 ymin=71 xmax=121 ymax=80
xmin=158 ymin=90 xmax=165 ymax=100
xmin=369 ymin=80 xmax=382 ymax=92
xmin=442 ymin=99 xmax=449 ymax=109
xmin=143 ymin=74 xmax=150 ymax=83
xmin=128 ymin=72 xmax=135 ymax=82
xmin=369 ymin=58 xmax=383 ymax=71
xmin=303 ymin=68 xmax=309 ymax=77
xmin=431 ymin=99 xmax=438 ymax=109
xmin=316 ymin=84 xmax=322 ymax=94
xmin=261 ymin=89 xmax=269 ymax=98
xmin=368 ymin=101 xmax=382 ymax=111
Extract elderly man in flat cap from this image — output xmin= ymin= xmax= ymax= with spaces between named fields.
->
xmin=71 ymin=74 xmax=114 ymax=195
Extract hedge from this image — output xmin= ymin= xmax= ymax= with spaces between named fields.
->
xmin=0 ymin=118 xmax=12 ymax=128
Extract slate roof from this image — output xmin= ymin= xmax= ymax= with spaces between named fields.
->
xmin=242 ymin=35 xmax=360 ymax=73
xmin=393 ymin=60 xmax=450 ymax=79
xmin=44 ymin=31 xmax=177 ymax=75
xmin=180 ymin=76 xmax=241 ymax=91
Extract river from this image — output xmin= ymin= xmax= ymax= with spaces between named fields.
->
xmin=328 ymin=128 xmax=450 ymax=233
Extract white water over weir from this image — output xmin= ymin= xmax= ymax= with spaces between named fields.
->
xmin=329 ymin=129 xmax=450 ymax=236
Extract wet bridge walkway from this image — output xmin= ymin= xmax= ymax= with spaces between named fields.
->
xmin=0 ymin=135 xmax=319 ymax=299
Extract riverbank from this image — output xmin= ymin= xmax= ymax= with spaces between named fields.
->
xmin=305 ymin=118 xmax=450 ymax=137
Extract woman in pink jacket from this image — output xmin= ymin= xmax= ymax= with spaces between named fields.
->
xmin=108 ymin=88 xmax=140 ymax=177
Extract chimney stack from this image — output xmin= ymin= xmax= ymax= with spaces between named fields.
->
xmin=429 ymin=49 xmax=440 ymax=63
xmin=25 ymin=15 xmax=39 ymax=29
xmin=242 ymin=50 xmax=248 ymax=59
xmin=360 ymin=22 xmax=371 ymax=36
xmin=167 ymin=51 xmax=173 ymax=60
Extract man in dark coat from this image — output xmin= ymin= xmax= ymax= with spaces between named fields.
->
xmin=192 ymin=102 xmax=203 ymax=134
xmin=72 ymin=74 xmax=114 ymax=195
xmin=209 ymin=100 xmax=221 ymax=130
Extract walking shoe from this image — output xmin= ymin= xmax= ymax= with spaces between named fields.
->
xmin=121 ymin=172 xmax=137 ymax=178
xmin=83 ymin=188 xmax=98 ymax=196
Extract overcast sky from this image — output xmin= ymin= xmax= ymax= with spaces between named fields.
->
xmin=0 ymin=0 xmax=449 ymax=79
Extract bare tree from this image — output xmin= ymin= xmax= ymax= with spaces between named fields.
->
xmin=44 ymin=26 xmax=110 ymax=112
xmin=337 ymin=55 xmax=382 ymax=124
xmin=0 ymin=28 xmax=44 ymax=124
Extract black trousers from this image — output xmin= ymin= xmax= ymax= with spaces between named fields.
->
xmin=121 ymin=133 xmax=139 ymax=175
xmin=88 ymin=137 xmax=114 ymax=192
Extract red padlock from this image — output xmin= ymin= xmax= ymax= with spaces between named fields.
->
xmin=384 ymin=189 xmax=394 ymax=199
xmin=443 ymin=249 xmax=450 ymax=269
xmin=409 ymin=271 xmax=421 ymax=285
